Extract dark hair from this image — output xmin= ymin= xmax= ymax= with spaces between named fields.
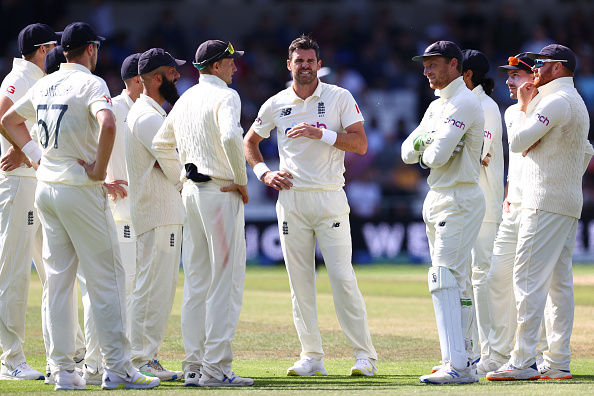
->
xmin=468 ymin=70 xmax=495 ymax=96
xmin=288 ymin=34 xmax=320 ymax=61
xmin=64 ymin=43 xmax=91 ymax=61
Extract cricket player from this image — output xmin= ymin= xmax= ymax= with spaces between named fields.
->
xmin=487 ymin=44 xmax=590 ymax=381
xmin=477 ymin=53 xmax=542 ymax=376
xmin=402 ymin=41 xmax=485 ymax=384
xmin=0 ymin=23 xmax=58 ymax=381
xmin=125 ymin=48 xmax=185 ymax=381
xmin=460 ymin=49 xmax=503 ymax=363
xmin=79 ymin=52 xmax=142 ymax=385
xmin=243 ymin=34 xmax=378 ymax=377
xmin=1 ymin=21 xmax=159 ymax=390
xmin=152 ymin=39 xmax=253 ymax=387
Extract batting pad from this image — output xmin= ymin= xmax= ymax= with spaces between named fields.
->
xmin=428 ymin=266 xmax=467 ymax=370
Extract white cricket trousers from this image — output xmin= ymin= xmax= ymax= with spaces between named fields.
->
xmin=130 ymin=224 xmax=181 ymax=367
xmin=470 ymin=221 xmax=499 ymax=359
xmin=277 ymin=188 xmax=377 ymax=361
xmin=0 ymin=175 xmax=45 ymax=367
xmin=510 ymin=209 xmax=576 ymax=371
xmin=35 ymin=182 xmax=135 ymax=378
xmin=423 ymin=184 xmax=485 ymax=369
xmin=181 ymin=182 xmax=246 ymax=381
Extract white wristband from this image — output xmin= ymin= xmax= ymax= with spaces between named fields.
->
xmin=22 ymin=140 xmax=42 ymax=164
xmin=320 ymin=128 xmax=338 ymax=146
xmin=253 ymin=162 xmax=271 ymax=181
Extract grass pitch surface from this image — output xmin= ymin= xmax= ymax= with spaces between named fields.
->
xmin=3 ymin=264 xmax=594 ymax=394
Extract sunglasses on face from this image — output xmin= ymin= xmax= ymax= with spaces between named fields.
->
xmin=508 ymin=56 xmax=533 ymax=69
xmin=87 ymin=40 xmax=101 ymax=48
xmin=533 ymin=58 xmax=567 ymax=68
xmin=193 ymin=42 xmax=235 ymax=70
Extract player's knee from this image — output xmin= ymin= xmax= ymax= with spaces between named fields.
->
xmin=428 ymin=266 xmax=457 ymax=293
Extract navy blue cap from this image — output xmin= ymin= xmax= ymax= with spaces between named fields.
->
xmin=138 ymin=48 xmax=185 ymax=75
xmin=61 ymin=22 xmax=105 ymax=51
xmin=527 ymin=44 xmax=576 ymax=72
xmin=121 ymin=53 xmax=141 ymax=80
xmin=412 ymin=41 xmax=463 ymax=63
xmin=498 ymin=52 xmax=535 ymax=73
xmin=462 ymin=49 xmax=490 ymax=74
xmin=44 ymin=46 xmax=65 ymax=74
xmin=194 ymin=40 xmax=244 ymax=69
xmin=18 ymin=23 xmax=60 ymax=55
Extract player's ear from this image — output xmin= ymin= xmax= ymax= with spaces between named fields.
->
xmin=287 ymin=59 xmax=291 ymax=71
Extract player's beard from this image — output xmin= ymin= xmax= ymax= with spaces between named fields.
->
xmin=534 ymin=67 xmax=553 ymax=88
xmin=292 ymin=67 xmax=317 ymax=87
xmin=159 ymin=74 xmax=180 ymax=104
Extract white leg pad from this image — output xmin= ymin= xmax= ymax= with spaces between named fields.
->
xmin=428 ymin=266 xmax=467 ymax=370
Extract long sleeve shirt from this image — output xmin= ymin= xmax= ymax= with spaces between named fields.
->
xmin=508 ymin=77 xmax=589 ymax=218
xmin=152 ymin=74 xmax=247 ymax=189
xmin=401 ymin=76 xmax=484 ymax=189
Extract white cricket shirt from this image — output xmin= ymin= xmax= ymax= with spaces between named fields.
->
xmin=503 ymin=94 xmax=542 ymax=205
xmin=509 ymin=77 xmax=589 ymax=218
xmin=0 ymin=58 xmax=44 ymax=178
xmin=14 ymin=63 xmax=114 ymax=186
xmin=251 ymin=79 xmax=364 ymax=191
xmin=108 ymin=90 xmax=134 ymax=222
xmin=473 ymin=85 xmax=503 ymax=224
xmin=153 ymin=74 xmax=246 ymax=189
xmin=401 ymin=77 xmax=484 ymax=189
xmin=125 ymin=94 xmax=185 ymax=235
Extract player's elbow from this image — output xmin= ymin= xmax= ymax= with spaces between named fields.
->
xmin=355 ymin=142 xmax=367 ymax=155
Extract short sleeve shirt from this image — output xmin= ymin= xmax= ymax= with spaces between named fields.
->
xmin=14 ymin=63 xmax=113 ymax=186
xmin=252 ymin=81 xmax=364 ymax=190
xmin=0 ymin=58 xmax=44 ymax=177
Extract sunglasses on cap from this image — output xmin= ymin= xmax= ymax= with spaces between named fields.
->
xmin=87 ymin=40 xmax=101 ymax=48
xmin=533 ymin=58 xmax=567 ymax=68
xmin=508 ymin=56 xmax=532 ymax=69
xmin=193 ymin=42 xmax=235 ymax=70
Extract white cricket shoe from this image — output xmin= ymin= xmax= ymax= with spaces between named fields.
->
xmin=536 ymin=354 xmax=546 ymax=372
xmin=0 ymin=361 xmax=44 ymax=380
xmin=420 ymin=361 xmax=478 ymax=384
xmin=287 ymin=357 xmax=327 ymax=376
xmin=539 ymin=366 xmax=573 ymax=380
xmin=45 ymin=366 xmax=84 ymax=385
xmin=184 ymin=364 xmax=201 ymax=387
xmin=54 ymin=369 xmax=86 ymax=391
xmin=101 ymin=369 xmax=160 ymax=390
xmin=138 ymin=360 xmax=182 ymax=381
xmin=350 ymin=358 xmax=378 ymax=376
xmin=477 ymin=357 xmax=506 ymax=377
xmin=82 ymin=369 xmax=103 ymax=385
xmin=486 ymin=362 xmax=541 ymax=381
xmin=198 ymin=371 xmax=254 ymax=387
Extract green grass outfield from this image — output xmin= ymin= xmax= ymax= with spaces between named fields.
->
xmin=3 ymin=264 xmax=594 ymax=395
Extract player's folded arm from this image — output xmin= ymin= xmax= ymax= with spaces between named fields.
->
xmin=421 ymin=116 xmax=467 ymax=168
xmin=508 ymin=96 xmax=569 ymax=153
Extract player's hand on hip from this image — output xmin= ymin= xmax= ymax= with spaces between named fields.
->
xmin=262 ymin=170 xmax=293 ymax=191
xmin=0 ymin=146 xmax=28 ymax=172
xmin=286 ymin=122 xmax=322 ymax=140
xmin=104 ymin=180 xmax=128 ymax=201
xmin=503 ymin=198 xmax=511 ymax=214
xmin=220 ymin=183 xmax=250 ymax=204
xmin=481 ymin=153 xmax=491 ymax=167
xmin=78 ymin=159 xmax=106 ymax=181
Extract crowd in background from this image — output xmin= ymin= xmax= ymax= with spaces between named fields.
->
xmin=2 ymin=0 xmax=594 ymax=220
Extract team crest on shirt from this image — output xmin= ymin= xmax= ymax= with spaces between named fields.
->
xmin=318 ymin=101 xmax=325 ymax=117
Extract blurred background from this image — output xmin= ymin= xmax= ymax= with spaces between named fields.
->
xmin=2 ymin=0 xmax=594 ymax=264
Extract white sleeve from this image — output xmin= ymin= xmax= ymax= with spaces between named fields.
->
xmin=251 ymin=97 xmax=276 ymax=139
xmin=401 ymin=102 xmax=434 ymax=164
xmin=482 ymin=103 xmax=502 ymax=160
xmin=508 ymin=95 xmax=569 ymax=153
xmin=338 ymin=89 xmax=364 ymax=129
xmin=218 ymin=91 xmax=247 ymax=185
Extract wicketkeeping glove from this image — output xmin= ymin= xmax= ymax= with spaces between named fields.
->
xmin=413 ymin=133 xmax=434 ymax=151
